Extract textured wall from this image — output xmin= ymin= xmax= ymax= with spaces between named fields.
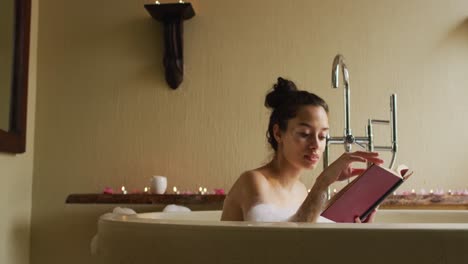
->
xmin=32 ymin=0 xmax=468 ymax=263
xmin=0 ymin=0 xmax=37 ymax=263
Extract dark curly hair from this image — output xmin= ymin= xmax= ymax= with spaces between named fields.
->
xmin=265 ymin=77 xmax=329 ymax=151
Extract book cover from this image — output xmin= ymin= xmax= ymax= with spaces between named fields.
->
xmin=320 ymin=164 xmax=412 ymax=223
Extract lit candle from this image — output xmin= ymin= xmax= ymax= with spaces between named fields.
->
xmin=411 ymin=189 xmax=415 ymax=194
xmin=144 ymin=187 xmax=149 ymax=193
xmin=121 ymin=186 xmax=127 ymax=195
xmin=179 ymin=0 xmax=184 ymax=3
xmin=448 ymin=189 xmax=452 ymax=195
xmin=203 ymin=187 xmax=207 ymax=194
xmin=430 ymin=189 xmax=434 ymax=194
xmin=308 ymin=189 xmax=311 ymax=193
xmin=198 ymin=186 xmax=203 ymax=194
xmin=155 ymin=1 xmax=160 ymax=4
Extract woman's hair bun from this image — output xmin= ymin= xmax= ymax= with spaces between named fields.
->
xmin=265 ymin=77 xmax=298 ymax=109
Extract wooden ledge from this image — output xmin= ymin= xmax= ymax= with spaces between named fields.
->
xmin=66 ymin=193 xmax=225 ymax=205
xmin=65 ymin=193 xmax=468 ymax=210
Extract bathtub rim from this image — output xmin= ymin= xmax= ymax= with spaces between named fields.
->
xmin=98 ymin=209 xmax=468 ymax=231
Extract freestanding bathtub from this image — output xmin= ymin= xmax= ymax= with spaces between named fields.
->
xmin=93 ymin=210 xmax=468 ymax=264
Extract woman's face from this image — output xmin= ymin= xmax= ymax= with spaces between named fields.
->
xmin=275 ymin=105 xmax=329 ymax=170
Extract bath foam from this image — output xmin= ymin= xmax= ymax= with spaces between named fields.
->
xmin=245 ymin=203 xmax=333 ymax=223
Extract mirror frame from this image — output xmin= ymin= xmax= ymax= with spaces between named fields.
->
xmin=0 ymin=0 xmax=31 ymax=154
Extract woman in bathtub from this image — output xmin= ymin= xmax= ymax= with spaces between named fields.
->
xmin=221 ymin=77 xmax=382 ymax=223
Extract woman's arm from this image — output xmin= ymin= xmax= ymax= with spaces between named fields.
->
xmin=291 ymin=151 xmax=384 ymax=222
xmin=289 ymin=177 xmax=328 ymax=222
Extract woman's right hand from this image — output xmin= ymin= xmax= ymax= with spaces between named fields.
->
xmin=317 ymin=151 xmax=384 ymax=187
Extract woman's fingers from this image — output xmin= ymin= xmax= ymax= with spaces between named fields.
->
xmin=364 ymin=209 xmax=377 ymax=223
xmin=354 ymin=209 xmax=377 ymax=224
xmin=350 ymin=168 xmax=366 ymax=176
xmin=346 ymin=155 xmax=367 ymax=163
xmin=346 ymin=152 xmax=384 ymax=165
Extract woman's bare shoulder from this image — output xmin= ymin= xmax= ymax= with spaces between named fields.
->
xmin=227 ymin=170 xmax=270 ymax=204
xmin=221 ymin=169 xmax=269 ymax=221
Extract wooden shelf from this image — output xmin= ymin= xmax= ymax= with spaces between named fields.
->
xmin=380 ymin=194 xmax=468 ymax=210
xmin=66 ymin=193 xmax=225 ymax=205
xmin=65 ymin=193 xmax=468 ymax=210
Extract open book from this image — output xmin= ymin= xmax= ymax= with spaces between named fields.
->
xmin=320 ymin=164 xmax=413 ymax=223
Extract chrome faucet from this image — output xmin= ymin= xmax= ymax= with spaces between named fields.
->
xmin=324 ymin=54 xmax=399 ymax=199
xmin=331 ymin=54 xmax=353 ymax=152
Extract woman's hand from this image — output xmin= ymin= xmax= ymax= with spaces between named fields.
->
xmin=354 ymin=209 xmax=377 ymax=223
xmin=317 ymin=151 xmax=384 ymax=187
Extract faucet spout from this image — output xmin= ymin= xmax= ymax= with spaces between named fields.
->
xmin=332 ymin=54 xmax=349 ymax=89
xmin=331 ymin=54 xmax=352 ymax=148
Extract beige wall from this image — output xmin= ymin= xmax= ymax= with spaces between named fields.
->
xmin=31 ymin=0 xmax=468 ymax=263
xmin=0 ymin=0 xmax=37 ymax=263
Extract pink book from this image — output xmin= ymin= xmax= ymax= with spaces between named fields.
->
xmin=320 ymin=164 xmax=413 ymax=223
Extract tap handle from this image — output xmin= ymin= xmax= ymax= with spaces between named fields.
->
xmin=390 ymin=94 xmax=398 ymax=153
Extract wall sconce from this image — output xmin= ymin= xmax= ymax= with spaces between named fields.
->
xmin=144 ymin=2 xmax=195 ymax=89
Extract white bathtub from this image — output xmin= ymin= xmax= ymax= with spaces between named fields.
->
xmin=94 ymin=210 xmax=468 ymax=264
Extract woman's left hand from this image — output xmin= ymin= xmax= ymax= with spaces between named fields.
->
xmin=354 ymin=209 xmax=377 ymax=223
xmin=337 ymin=167 xmax=367 ymax=181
